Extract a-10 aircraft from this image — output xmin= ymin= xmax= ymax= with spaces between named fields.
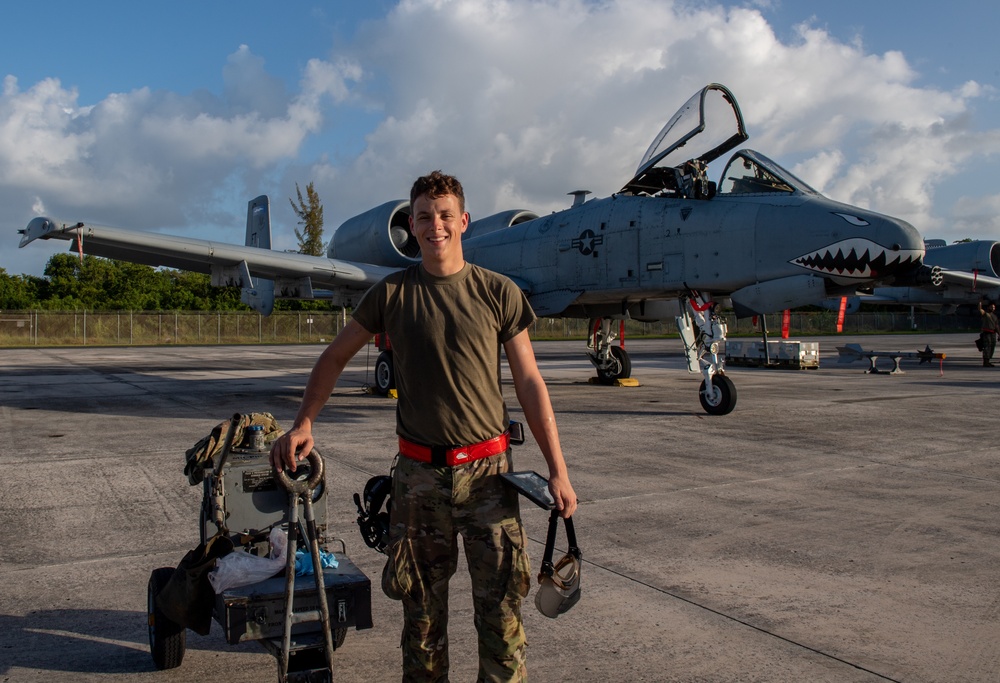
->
xmin=19 ymin=84 xmax=928 ymax=415
xmin=827 ymin=239 xmax=1000 ymax=314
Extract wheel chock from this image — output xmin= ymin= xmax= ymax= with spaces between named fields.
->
xmin=587 ymin=377 xmax=640 ymax=387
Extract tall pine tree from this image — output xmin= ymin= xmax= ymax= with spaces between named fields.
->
xmin=290 ymin=182 xmax=325 ymax=256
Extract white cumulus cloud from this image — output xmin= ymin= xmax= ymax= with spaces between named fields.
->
xmin=3 ymin=0 xmax=1000 ymax=276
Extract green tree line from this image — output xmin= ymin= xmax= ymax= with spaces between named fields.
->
xmin=0 ymin=253 xmax=330 ymax=312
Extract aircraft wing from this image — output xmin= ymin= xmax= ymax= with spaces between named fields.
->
xmin=18 ymin=217 xmax=398 ymax=298
xmin=937 ymin=268 xmax=1000 ymax=290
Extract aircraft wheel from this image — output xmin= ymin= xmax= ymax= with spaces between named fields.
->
xmin=147 ymin=567 xmax=186 ymax=670
xmin=699 ymin=374 xmax=737 ymax=415
xmin=596 ymin=346 xmax=632 ymax=385
xmin=375 ymin=351 xmax=395 ymax=394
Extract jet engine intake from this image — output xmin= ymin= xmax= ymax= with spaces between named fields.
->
xmin=466 ymin=209 xmax=539 ymax=240
xmin=328 ymin=199 xmax=420 ymax=267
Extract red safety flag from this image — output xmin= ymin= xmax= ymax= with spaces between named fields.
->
xmin=836 ymin=296 xmax=847 ymax=333
xmin=781 ymin=309 xmax=790 ymax=339
xmin=76 ymin=232 xmax=84 ymax=264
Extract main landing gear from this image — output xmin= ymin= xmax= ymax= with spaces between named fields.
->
xmin=586 ymin=318 xmax=632 ymax=385
xmin=676 ymin=293 xmax=737 ymax=415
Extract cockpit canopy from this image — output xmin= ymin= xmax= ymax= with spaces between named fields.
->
xmin=620 ymin=83 xmax=747 ymax=198
xmin=718 ymin=149 xmax=819 ymax=196
xmin=619 ymin=83 xmax=818 ymax=201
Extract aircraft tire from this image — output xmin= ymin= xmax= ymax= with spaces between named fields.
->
xmin=375 ymin=351 xmax=395 ymax=395
xmin=596 ymin=346 xmax=632 ymax=385
xmin=699 ymin=374 xmax=737 ymax=415
xmin=147 ymin=567 xmax=186 ymax=670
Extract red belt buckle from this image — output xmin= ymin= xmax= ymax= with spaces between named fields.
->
xmin=399 ymin=432 xmax=509 ymax=466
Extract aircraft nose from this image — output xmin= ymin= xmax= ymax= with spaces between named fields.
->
xmin=787 ymin=207 xmax=925 ymax=283
xmin=882 ymin=214 xmax=925 ymax=267
xmin=859 ymin=212 xmax=925 ymax=282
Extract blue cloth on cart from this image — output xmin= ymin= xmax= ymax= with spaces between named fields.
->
xmin=295 ymin=548 xmax=339 ymax=575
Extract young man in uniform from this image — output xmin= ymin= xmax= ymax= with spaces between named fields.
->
xmin=270 ymin=171 xmax=577 ymax=681
xmin=979 ymin=299 xmax=998 ymax=367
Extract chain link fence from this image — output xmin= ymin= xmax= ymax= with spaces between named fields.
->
xmin=0 ymin=311 xmax=348 ymax=346
xmin=0 ymin=309 xmax=980 ymax=347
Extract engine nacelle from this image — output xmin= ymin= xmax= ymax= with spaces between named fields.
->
xmin=466 ymin=209 xmax=539 ymax=240
xmin=924 ymin=240 xmax=1000 ymax=277
xmin=328 ymin=199 xmax=420 ymax=267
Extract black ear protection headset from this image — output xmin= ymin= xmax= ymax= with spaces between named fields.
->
xmin=353 ymin=475 xmax=392 ymax=553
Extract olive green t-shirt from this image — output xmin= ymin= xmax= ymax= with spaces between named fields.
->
xmin=352 ymin=262 xmax=536 ymax=446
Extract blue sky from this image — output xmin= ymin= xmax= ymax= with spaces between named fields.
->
xmin=2 ymin=0 xmax=999 ymax=277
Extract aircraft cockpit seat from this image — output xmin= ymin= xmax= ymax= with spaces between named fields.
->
xmin=682 ymin=160 xmax=715 ymax=200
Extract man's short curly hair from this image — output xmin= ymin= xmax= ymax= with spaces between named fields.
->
xmin=410 ymin=171 xmax=465 ymax=213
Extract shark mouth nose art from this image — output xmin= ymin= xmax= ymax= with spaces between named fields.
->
xmin=791 ymin=238 xmax=922 ymax=279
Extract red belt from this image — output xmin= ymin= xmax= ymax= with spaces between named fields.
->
xmin=398 ymin=432 xmax=510 ymax=467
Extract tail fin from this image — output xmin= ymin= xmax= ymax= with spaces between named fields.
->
xmin=240 ymin=195 xmax=276 ymax=316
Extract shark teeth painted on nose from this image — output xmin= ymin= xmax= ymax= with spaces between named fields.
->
xmin=791 ymin=239 xmax=921 ymax=279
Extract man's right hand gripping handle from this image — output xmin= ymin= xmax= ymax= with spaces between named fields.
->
xmin=269 ymin=426 xmax=314 ymax=473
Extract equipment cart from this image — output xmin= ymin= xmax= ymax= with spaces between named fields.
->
xmin=146 ymin=413 xmax=372 ymax=682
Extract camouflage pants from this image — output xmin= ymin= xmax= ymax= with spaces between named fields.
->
xmin=982 ymin=332 xmax=996 ymax=362
xmin=383 ymin=450 xmax=531 ymax=682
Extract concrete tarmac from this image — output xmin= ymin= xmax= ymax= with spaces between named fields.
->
xmin=1 ymin=333 xmax=998 ymax=682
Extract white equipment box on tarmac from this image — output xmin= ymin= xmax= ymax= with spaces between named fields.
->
xmin=724 ymin=340 xmax=820 ymax=369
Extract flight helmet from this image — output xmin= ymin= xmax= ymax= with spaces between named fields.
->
xmin=535 ymin=510 xmax=582 ymax=618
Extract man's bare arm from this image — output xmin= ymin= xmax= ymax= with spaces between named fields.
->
xmin=504 ymin=329 xmax=578 ymax=518
xmin=269 ymin=319 xmax=373 ymax=471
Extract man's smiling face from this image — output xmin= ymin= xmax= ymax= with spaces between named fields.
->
xmin=409 ymin=192 xmax=469 ymax=276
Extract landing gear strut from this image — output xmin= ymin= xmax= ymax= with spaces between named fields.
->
xmin=586 ymin=318 xmax=632 ymax=385
xmin=676 ymin=293 xmax=737 ymax=415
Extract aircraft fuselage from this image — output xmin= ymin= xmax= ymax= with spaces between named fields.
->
xmin=464 ymin=191 xmax=923 ymax=318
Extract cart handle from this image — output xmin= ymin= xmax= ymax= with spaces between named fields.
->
xmin=273 ymin=448 xmax=325 ymax=495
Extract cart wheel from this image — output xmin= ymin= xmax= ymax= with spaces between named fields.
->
xmin=334 ymin=627 xmax=347 ymax=649
xmin=147 ymin=567 xmax=186 ymax=670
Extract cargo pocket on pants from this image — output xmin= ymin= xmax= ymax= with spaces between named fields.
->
xmin=381 ymin=533 xmax=413 ymax=601
xmin=501 ymin=520 xmax=531 ymax=601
